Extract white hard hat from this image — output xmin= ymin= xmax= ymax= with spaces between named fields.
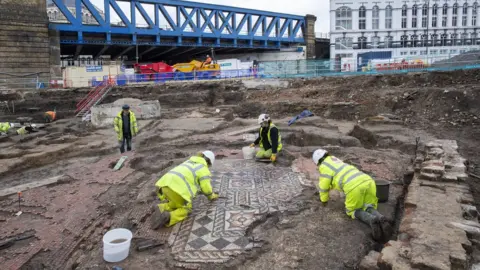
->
xmin=257 ymin=113 xmax=270 ymax=124
xmin=10 ymin=123 xmax=14 ymax=128
xmin=31 ymin=124 xmax=37 ymax=128
xmin=202 ymin=150 xmax=215 ymax=166
xmin=312 ymin=149 xmax=327 ymax=165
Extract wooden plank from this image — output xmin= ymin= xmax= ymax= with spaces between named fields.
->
xmin=0 ymin=175 xmax=65 ymax=198
xmin=113 ymin=156 xmax=128 ymax=171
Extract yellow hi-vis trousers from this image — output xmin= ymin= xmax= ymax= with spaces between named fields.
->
xmin=157 ymin=187 xmax=192 ymax=227
xmin=345 ymin=179 xmax=378 ymax=219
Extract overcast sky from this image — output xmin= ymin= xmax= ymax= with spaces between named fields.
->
xmin=88 ymin=0 xmax=330 ymax=34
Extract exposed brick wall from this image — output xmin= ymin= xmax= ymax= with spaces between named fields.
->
xmin=0 ymin=0 xmax=51 ymax=80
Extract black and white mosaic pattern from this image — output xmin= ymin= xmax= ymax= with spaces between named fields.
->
xmin=168 ymin=159 xmax=310 ymax=264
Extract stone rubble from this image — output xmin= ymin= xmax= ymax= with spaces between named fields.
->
xmin=364 ymin=139 xmax=477 ymax=270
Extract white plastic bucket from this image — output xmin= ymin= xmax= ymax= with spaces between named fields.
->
xmin=102 ymin=228 xmax=133 ymax=263
xmin=242 ymin=146 xmax=256 ymax=160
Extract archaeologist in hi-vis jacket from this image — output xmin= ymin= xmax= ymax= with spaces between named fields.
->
xmin=113 ymin=104 xmax=138 ymax=154
xmin=312 ymin=148 xmax=393 ymax=241
xmin=151 ymin=151 xmax=219 ymax=229
xmin=250 ymin=114 xmax=283 ymax=162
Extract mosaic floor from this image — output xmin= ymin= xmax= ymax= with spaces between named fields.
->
xmin=166 ymin=159 xmax=312 ymax=265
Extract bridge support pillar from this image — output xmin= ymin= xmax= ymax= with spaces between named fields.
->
xmin=0 ymin=0 xmax=53 ymax=83
xmin=49 ymin=29 xmax=62 ymax=79
xmin=304 ymin=14 xmax=317 ymax=59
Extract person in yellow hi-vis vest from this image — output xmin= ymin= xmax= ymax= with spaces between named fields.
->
xmin=151 ymin=150 xmax=219 ymax=229
xmin=312 ymin=148 xmax=393 ymax=242
xmin=113 ymin=104 xmax=138 ymax=154
xmin=249 ymin=113 xmax=282 ymax=163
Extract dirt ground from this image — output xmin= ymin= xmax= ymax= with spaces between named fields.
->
xmin=0 ymin=69 xmax=479 ymax=269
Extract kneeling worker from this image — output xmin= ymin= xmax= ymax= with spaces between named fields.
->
xmin=250 ymin=114 xmax=282 ymax=162
xmin=312 ymin=148 xmax=392 ymax=241
xmin=151 ymin=151 xmax=219 ymax=229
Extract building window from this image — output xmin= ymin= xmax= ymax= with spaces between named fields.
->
xmin=402 ymin=18 xmax=407 ymax=28
xmin=358 ymin=36 xmax=367 ymax=49
xmin=335 ymin=6 xmax=352 ymax=30
xmin=432 ymin=17 xmax=437 ymax=27
xmin=385 ymin=5 xmax=393 ymax=29
xmin=452 ymin=3 xmax=458 ymax=26
xmin=358 ymin=6 xmax=366 ymax=30
xmin=412 ymin=5 xmax=418 ymax=28
xmin=450 ymin=49 xmax=457 ymax=54
xmin=442 ymin=4 xmax=448 ymax=27
xmin=463 ymin=2 xmax=468 ymax=14
xmin=422 ymin=4 xmax=428 ymax=27
xmin=401 ymin=35 xmax=409 ymax=47
xmin=421 ymin=34 xmax=428 ymax=46
xmin=335 ymin=37 xmax=353 ymax=49
xmin=431 ymin=34 xmax=439 ymax=46
xmin=420 ymin=50 xmax=427 ymax=55
xmin=433 ymin=4 xmax=438 ymax=16
xmin=372 ymin=36 xmax=380 ymax=48
xmin=460 ymin=49 xmax=467 ymax=53
xmin=472 ymin=33 xmax=478 ymax=44
xmin=440 ymin=49 xmax=448 ymax=54
xmin=473 ymin=2 xmax=478 ymax=26
xmin=384 ymin=36 xmax=393 ymax=48
xmin=451 ymin=33 xmax=458 ymax=45
xmin=461 ymin=32 xmax=469 ymax=45
xmin=462 ymin=15 xmax=467 ymax=26
xmin=400 ymin=51 xmax=408 ymax=56
xmin=372 ymin=5 xmax=379 ymax=30
xmin=402 ymin=4 xmax=408 ymax=16
xmin=430 ymin=50 xmax=438 ymax=55
xmin=410 ymin=51 xmax=417 ymax=55
xmin=441 ymin=33 xmax=448 ymax=46
xmin=411 ymin=35 xmax=419 ymax=47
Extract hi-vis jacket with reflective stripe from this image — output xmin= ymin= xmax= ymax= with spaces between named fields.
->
xmin=156 ymin=156 xmax=213 ymax=203
xmin=113 ymin=111 xmax=138 ymax=141
xmin=318 ymin=156 xmax=372 ymax=203
xmin=0 ymin=122 xmax=10 ymax=133
xmin=259 ymin=123 xmax=283 ymax=152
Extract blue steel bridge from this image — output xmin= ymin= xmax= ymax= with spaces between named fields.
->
xmin=48 ymin=0 xmax=309 ymax=61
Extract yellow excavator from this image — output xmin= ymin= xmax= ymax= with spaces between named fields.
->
xmin=172 ymin=60 xmax=220 ymax=80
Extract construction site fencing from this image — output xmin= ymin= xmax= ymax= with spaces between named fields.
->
xmin=0 ymin=74 xmax=63 ymax=90
xmin=259 ymin=51 xmax=480 ymax=78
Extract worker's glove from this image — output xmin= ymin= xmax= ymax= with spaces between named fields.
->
xmin=208 ymin=193 xmax=219 ymax=201
xmin=270 ymin=154 xmax=277 ymax=162
xmin=249 ymin=143 xmax=255 ymax=148
xmin=321 ymin=201 xmax=328 ymax=207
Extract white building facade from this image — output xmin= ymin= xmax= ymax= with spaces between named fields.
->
xmin=330 ymin=0 xmax=480 ymax=66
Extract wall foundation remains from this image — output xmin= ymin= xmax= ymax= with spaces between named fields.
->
xmin=362 ymin=139 xmax=476 ymax=270
xmin=90 ymin=98 xmax=161 ymax=127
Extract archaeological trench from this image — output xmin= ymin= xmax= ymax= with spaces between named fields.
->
xmin=0 ymin=69 xmax=480 ymax=270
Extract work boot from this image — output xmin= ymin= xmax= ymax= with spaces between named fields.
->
xmin=150 ymin=205 xmax=170 ymax=230
xmin=367 ymin=208 xmax=393 ymax=241
xmin=355 ymin=210 xmax=382 ymax=241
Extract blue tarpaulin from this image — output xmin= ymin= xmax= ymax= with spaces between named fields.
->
xmin=288 ymin=110 xmax=314 ymax=126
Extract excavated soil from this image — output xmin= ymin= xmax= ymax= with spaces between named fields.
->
xmin=0 ymin=69 xmax=479 ymax=269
